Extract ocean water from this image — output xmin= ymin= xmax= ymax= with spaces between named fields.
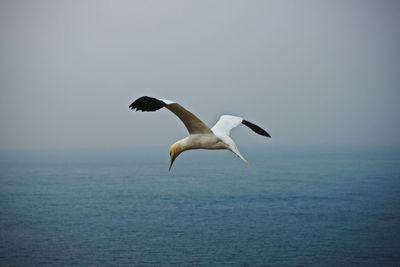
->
xmin=0 ymin=147 xmax=399 ymax=266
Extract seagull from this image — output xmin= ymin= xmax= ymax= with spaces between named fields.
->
xmin=129 ymin=96 xmax=271 ymax=171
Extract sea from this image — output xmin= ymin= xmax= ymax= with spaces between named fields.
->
xmin=0 ymin=147 xmax=399 ymax=266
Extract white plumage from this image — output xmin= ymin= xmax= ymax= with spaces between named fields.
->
xmin=129 ymin=96 xmax=270 ymax=170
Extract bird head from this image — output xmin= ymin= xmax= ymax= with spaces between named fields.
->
xmin=169 ymin=142 xmax=183 ymax=171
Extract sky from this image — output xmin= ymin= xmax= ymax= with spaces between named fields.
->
xmin=0 ymin=0 xmax=399 ymax=150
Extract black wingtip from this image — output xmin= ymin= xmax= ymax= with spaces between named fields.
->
xmin=242 ymin=120 xmax=271 ymax=138
xmin=129 ymin=96 xmax=167 ymax=112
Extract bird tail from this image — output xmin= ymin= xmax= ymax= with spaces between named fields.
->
xmin=230 ymin=146 xmax=248 ymax=163
xmin=237 ymin=151 xmax=248 ymax=163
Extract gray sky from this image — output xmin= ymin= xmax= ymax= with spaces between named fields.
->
xmin=0 ymin=0 xmax=399 ymax=149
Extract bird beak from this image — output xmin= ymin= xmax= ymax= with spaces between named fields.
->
xmin=169 ymin=155 xmax=176 ymax=172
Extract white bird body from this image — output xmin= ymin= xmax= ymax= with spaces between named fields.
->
xmin=129 ymin=96 xmax=270 ymax=170
xmin=177 ymin=134 xmax=228 ymax=151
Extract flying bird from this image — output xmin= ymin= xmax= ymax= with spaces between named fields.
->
xmin=129 ymin=96 xmax=271 ymax=170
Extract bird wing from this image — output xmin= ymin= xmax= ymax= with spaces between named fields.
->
xmin=211 ymin=115 xmax=271 ymax=138
xmin=129 ymin=96 xmax=212 ymax=134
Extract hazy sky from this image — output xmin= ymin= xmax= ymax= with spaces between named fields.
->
xmin=0 ymin=0 xmax=399 ymax=149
